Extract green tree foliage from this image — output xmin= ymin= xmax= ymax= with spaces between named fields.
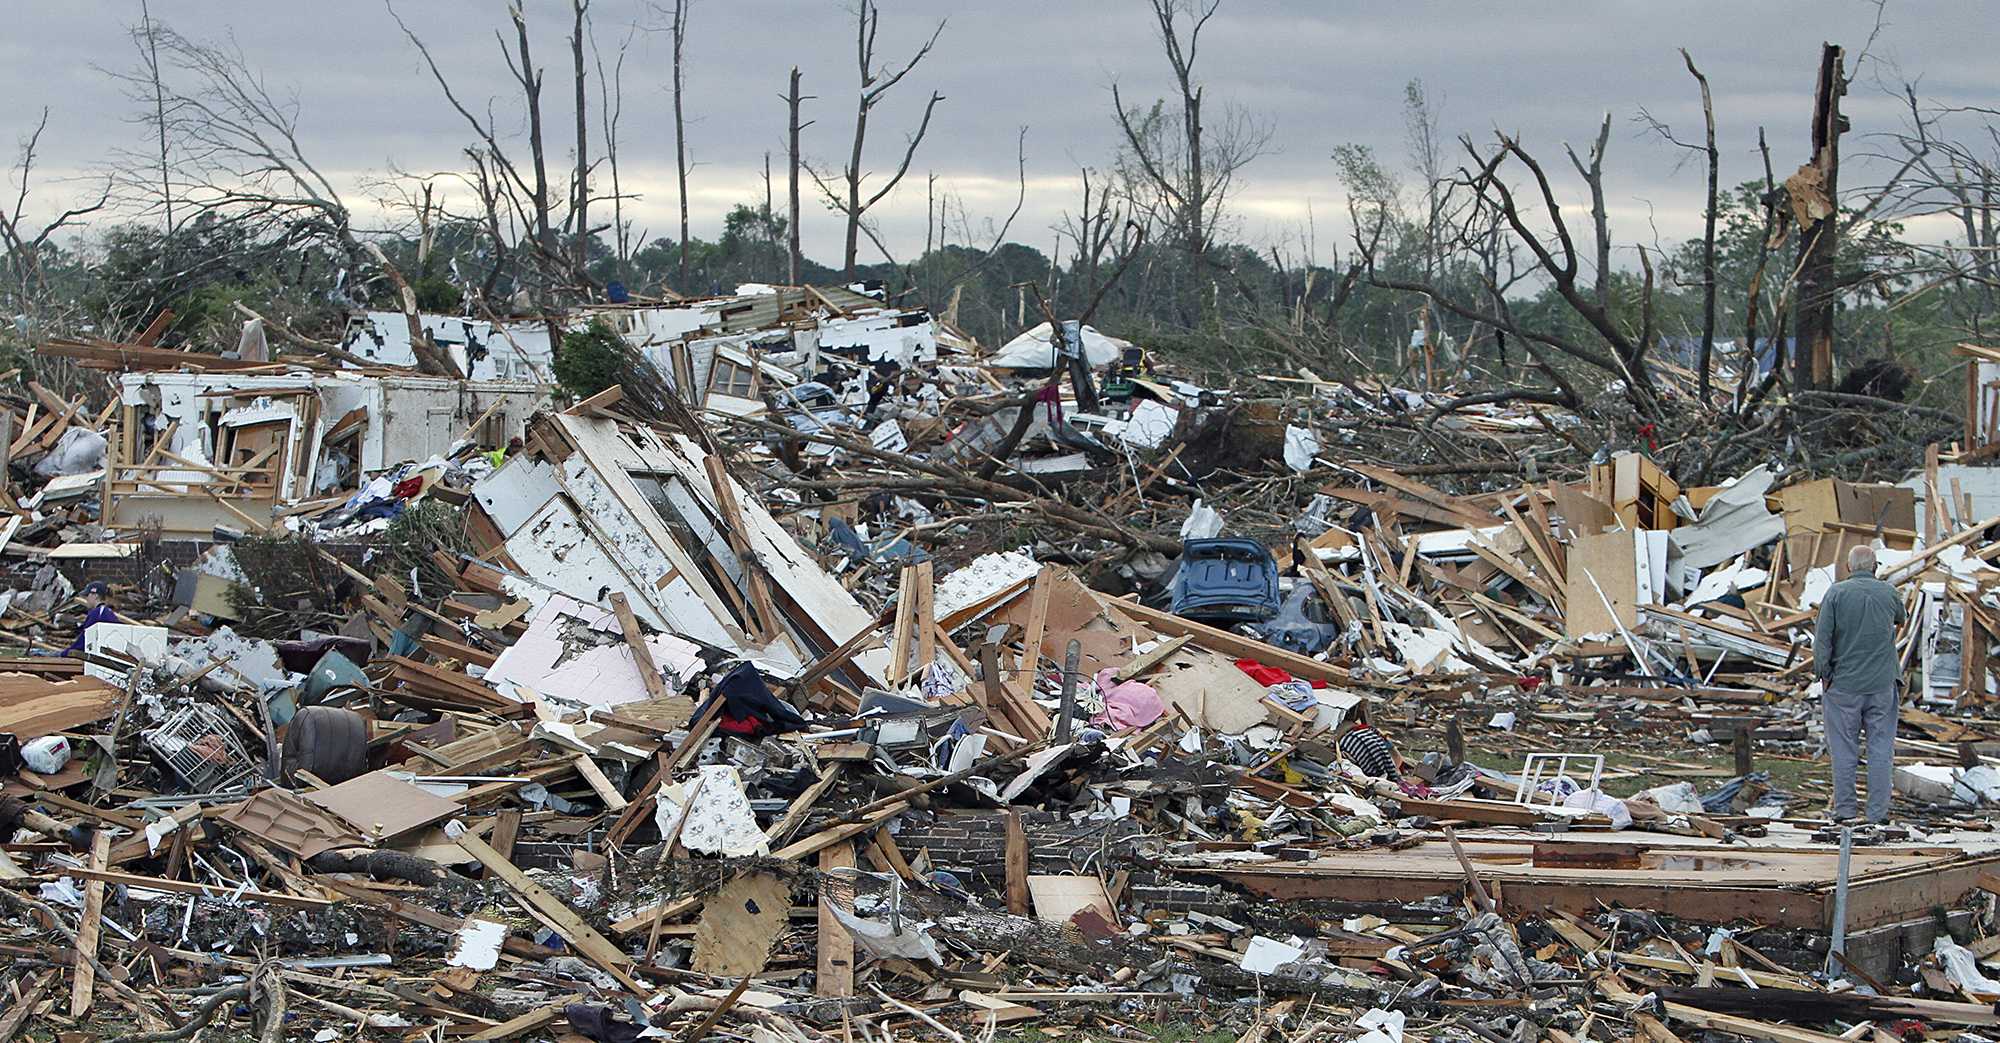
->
xmin=552 ymin=319 xmax=625 ymax=400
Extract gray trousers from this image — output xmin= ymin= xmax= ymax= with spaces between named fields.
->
xmin=1823 ymin=686 xmax=1897 ymax=822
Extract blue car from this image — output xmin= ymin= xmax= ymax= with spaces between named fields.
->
xmin=1170 ymin=538 xmax=1281 ymax=623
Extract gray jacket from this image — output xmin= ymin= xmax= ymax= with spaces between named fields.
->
xmin=1813 ymin=574 xmax=1906 ymax=694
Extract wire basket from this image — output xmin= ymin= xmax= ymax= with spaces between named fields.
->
xmin=144 ymin=704 xmax=255 ymax=791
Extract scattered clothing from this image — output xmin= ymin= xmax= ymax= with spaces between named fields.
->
xmin=1339 ymin=724 xmax=1400 ymax=781
xmin=703 ymin=661 xmax=809 ymax=738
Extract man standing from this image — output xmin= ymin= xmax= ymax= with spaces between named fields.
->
xmin=1813 ymin=545 xmax=1906 ymax=824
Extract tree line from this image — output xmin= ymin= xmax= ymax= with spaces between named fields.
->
xmin=0 ymin=1 xmax=1996 ymax=439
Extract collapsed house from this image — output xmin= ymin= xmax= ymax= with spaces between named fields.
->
xmin=106 ymin=368 xmax=544 ymax=534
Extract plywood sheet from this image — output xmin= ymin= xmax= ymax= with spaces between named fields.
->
xmin=693 ymin=871 xmax=791 ymax=976
xmin=1027 ymin=874 xmax=1116 ymax=926
xmin=306 ymin=770 xmax=460 ymax=842
xmin=1567 ymin=531 xmax=1639 ymax=638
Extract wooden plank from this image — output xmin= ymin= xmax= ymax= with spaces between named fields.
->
xmin=482 ymin=810 xmax=522 ymax=868
xmin=816 ymin=842 xmax=856 ymax=998
xmin=1112 ymin=634 xmax=1192 ymax=683
xmin=702 ymin=454 xmax=783 ymax=641
xmin=1663 ymin=1002 xmax=1853 ymax=1043
xmin=771 ymin=807 xmax=900 ymax=861
xmin=0 ymin=970 xmax=55 ymax=1043
xmin=887 ymin=565 xmax=916 ymax=685
xmin=454 ymin=834 xmax=634 ymax=979
xmin=611 ymin=893 xmax=705 ymax=937
xmin=1100 ymin=594 xmax=1347 ymax=683
xmin=572 ymin=755 xmax=629 ymax=811
xmin=912 ymin=559 xmax=935 ymax=682
xmin=466 ymin=999 xmax=578 ymax=1041
xmin=1019 ymin=567 xmax=1053 ymax=677
xmin=765 ymin=763 xmax=844 ymax=847
xmin=1004 ymin=810 xmax=1030 ymax=916
xmin=607 ymin=592 xmax=672 ymax=703
xmin=68 ymin=868 xmax=331 ymax=909
xmin=68 ymin=831 xmax=110 ymax=1016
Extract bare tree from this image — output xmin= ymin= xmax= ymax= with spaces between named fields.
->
xmin=1793 ymin=42 xmax=1847 ymax=390
xmin=1563 ymin=114 xmax=1613 ymax=312
xmin=570 ymin=0 xmax=592 ymax=279
xmin=785 ymin=67 xmax=813 ymax=285
xmin=1682 ymin=53 xmax=1721 ymax=404
xmin=389 ymin=2 xmax=569 ymax=295
xmin=0 ymin=110 xmax=109 ymax=325
xmin=592 ymin=18 xmax=637 ymax=279
xmin=811 ymin=0 xmax=945 ymax=278
xmin=662 ymin=0 xmax=694 ymax=287
xmin=1405 ymin=79 xmax=1448 ymax=354
xmin=136 ymin=0 xmax=174 ymax=233
xmin=1111 ymin=0 xmax=1270 ymax=269
xmin=117 ymin=26 xmax=458 ymax=374
xmin=1639 ymin=53 xmax=1723 ymax=404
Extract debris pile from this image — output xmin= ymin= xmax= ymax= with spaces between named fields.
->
xmin=1 ymin=298 xmax=1999 ymax=1042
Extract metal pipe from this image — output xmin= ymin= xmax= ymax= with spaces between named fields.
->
xmin=1055 ymin=639 xmax=1081 ymax=744
xmin=1827 ymin=824 xmax=1853 ymax=977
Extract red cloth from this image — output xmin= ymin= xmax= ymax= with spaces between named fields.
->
xmin=716 ymin=713 xmax=762 ymax=736
xmin=1233 ymin=658 xmax=1328 ymax=689
xmin=391 ymin=475 xmax=425 ymax=499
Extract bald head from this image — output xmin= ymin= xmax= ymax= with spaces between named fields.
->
xmin=1847 ymin=544 xmax=1878 ymax=577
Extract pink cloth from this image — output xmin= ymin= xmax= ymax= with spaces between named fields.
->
xmin=1091 ymin=667 xmax=1165 ymax=730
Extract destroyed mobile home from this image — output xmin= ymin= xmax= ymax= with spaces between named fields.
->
xmin=7 ymin=300 xmax=2000 ymax=1043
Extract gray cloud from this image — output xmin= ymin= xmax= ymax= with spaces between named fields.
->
xmin=4 ymin=0 xmax=1990 ymax=267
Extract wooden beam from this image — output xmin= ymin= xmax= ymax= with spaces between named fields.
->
xmin=454 ymin=834 xmax=636 ymax=987
xmin=572 ymin=754 xmax=629 ymax=812
xmin=1101 ymin=594 xmax=1347 ymax=683
xmin=68 ymin=831 xmax=110 ymax=1016
xmin=1004 ymin=810 xmax=1030 ymax=916
xmin=1112 ymin=634 xmax=1192 ymax=683
xmin=816 ymin=842 xmax=856 ymax=998
xmin=702 ymin=454 xmax=783 ymax=641
xmin=607 ymin=592 xmax=673 ymax=703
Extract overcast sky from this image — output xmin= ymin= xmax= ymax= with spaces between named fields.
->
xmin=2 ymin=1 xmax=1988 ymax=270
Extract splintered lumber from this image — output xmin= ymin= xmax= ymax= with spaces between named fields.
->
xmin=69 ymin=868 xmax=331 ymax=909
xmin=67 ymin=831 xmax=110 ymax=1016
xmin=0 ymin=676 xmax=122 ymax=739
xmin=1662 ymin=1003 xmax=1855 ymax=1043
xmin=605 ymin=696 xmax=725 ymax=847
xmin=771 ymin=807 xmax=902 ymax=861
xmin=612 ymin=893 xmax=705 ymax=937
xmin=1004 ymin=810 xmax=1030 ymax=916
xmin=1112 ymin=634 xmax=1192 ymax=683
xmin=608 ymin=592 xmax=673 ymax=702
xmin=0 ymin=970 xmax=55 ymax=1042
xmin=702 ymin=454 xmax=783 ymax=640
xmin=572 ymin=754 xmax=629 ymax=811
xmin=1099 ymin=595 xmax=1346 ymax=683
xmin=384 ymin=657 xmax=529 ymax=716
xmin=817 ymin=842 xmax=857 ymax=998
xmin=454 ymin=834 xmax=636 ymax=985
xmin=466 ymin=999 xmax=579 ymax=1041
xmin=765 ymin=763 xmax=845 ymax=846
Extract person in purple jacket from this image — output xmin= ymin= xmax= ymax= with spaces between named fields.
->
xmin=63 ymin=582 xmax=121 ymax=655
